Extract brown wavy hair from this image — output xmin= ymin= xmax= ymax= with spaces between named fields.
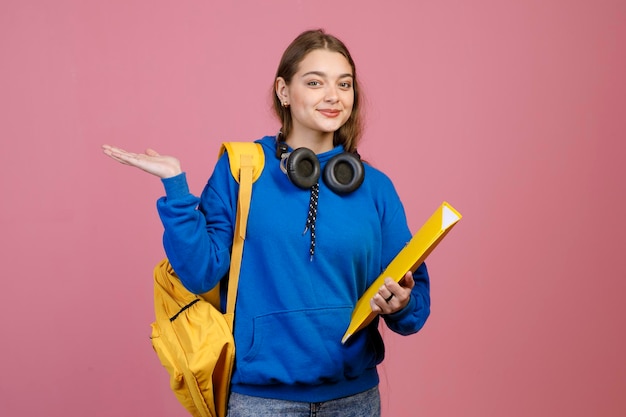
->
xmin=272 ymin=29 xmax=363 ymax=153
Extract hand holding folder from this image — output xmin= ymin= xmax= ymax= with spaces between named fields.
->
xmin=341 ymin=202 xmax=462 ymax=344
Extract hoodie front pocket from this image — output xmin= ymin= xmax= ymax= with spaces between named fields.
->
xmin=237 ymin=306 xmax=355 ymax=386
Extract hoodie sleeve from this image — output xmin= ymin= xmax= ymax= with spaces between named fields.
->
xmin=383 ymin=261 xmax=430 ymax=335
xmin=156 ymin=154 xmax=237 ymax=294
xmin=376 ymin=177 xmax=431 ymax=336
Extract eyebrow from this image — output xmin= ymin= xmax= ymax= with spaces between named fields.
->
xmin=301 ymin=71 xmax=354 ymax=79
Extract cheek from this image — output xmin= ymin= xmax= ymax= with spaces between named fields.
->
xmin=342 ymin=93 xmax=355 ymax=110
xmin=342 ymin=109 xmax=353 ymax=124
xmin=343 ymin=97 xmax=354 ymax=116
xmin=292 ymin=93 xmax=317 ymax=110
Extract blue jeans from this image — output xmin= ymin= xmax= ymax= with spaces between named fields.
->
xmin=227 ymin=386 xmax=381 ymax=417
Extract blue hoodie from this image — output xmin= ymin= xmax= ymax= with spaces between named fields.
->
xmin=156 ymin=135 xmax=430 ymax=402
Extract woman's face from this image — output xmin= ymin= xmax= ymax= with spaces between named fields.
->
xmin=277 ymin=49 xmax=354 ymax=145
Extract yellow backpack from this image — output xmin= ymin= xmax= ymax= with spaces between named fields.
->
xmin=150 ymin=142 xmax=264 ymax=417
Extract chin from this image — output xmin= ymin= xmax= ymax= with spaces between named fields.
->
xmin=317 ymin=122 xmax=345 ymax=134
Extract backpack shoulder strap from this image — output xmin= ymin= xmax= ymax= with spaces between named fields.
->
xmin=219 ymin=142 xmax=264 ymax=324
xmin=219 ymin=142 xmax=265 ymax=183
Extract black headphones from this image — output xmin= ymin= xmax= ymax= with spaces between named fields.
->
xmin=276 ymin=141 xmax=364 ymax=194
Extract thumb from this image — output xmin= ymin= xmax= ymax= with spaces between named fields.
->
xmin=145 ymin=148 xmax=160 ymax=157
xmin=401 ymin=271 xmax=415 ymax=289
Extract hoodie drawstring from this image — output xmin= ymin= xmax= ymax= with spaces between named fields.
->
xmin=302 ymin=183 xmax=319 ymax=261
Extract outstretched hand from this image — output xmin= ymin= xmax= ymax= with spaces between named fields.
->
xmin=102 ymin=145 xmax=182 ymax=179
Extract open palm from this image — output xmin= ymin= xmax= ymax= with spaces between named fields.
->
xmin=102 ymin=145 xmax=182 ymax=179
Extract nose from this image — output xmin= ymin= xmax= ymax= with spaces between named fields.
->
xmin=324 ymin=85 xmax=339 ymax=103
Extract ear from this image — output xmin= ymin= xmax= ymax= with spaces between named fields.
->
xmin=275 ymin=77 xmax=289 ymax=103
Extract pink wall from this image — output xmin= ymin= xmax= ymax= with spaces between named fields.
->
xmin=1 ymin=1 xmax=624 ymax=416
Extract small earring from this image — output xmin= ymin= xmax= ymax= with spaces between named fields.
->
xmin=282 ymin=101 xmax=289 ymax=108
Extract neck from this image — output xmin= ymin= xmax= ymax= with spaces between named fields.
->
xmin=285 ymin=131 xmax=334 ymax=154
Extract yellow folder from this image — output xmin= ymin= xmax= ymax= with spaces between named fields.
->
xmin=341 ymin=202 xmax=462 ymax=344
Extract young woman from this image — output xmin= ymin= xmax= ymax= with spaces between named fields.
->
xmin=103 ymin=29 xmax=430 ymax=417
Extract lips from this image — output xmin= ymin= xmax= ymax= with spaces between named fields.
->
xmin=318 ymin=109 xmax=341 ymax=118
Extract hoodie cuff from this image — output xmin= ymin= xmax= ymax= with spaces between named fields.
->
xmin=161 ymin=172 xmax=190 ymax=199
xmin=385 ymin=294 xmax=416 ymax=321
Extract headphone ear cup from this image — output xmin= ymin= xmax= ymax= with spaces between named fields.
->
xmin=285 ymin=147 xmax=321 ymax=189
xmin=323 ymin=153 xmax=364 ymax=194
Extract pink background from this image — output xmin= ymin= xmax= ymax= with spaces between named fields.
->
xmin=1 ymin=1 xmax=625 ymax=416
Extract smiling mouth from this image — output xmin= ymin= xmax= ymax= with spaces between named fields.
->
xmin=318 ymin=109 xmax=341 ymax=117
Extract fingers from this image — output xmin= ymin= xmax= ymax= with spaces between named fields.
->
xmin=102 ymin=144 xmax=129 ymax=156
xmin=102 ymin=144 xmax=133 ymax=165
xmin=370 ymin=287 xmax=397 ymax=315
xmin=370 ymin=273 xmax=414 ymax=315
xmin=102 ymin=144 xmax=135 ymax=160
xmin=102 ymin=145 xmax=156 ymax=167
xmin=379 ymin=280 xmax=396 ymax=304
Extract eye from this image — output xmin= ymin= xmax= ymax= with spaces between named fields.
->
xmin=339 ymin=82 xmax=352 ymax=89
xmin=307 ymin=80 xmax=321 ymax=87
